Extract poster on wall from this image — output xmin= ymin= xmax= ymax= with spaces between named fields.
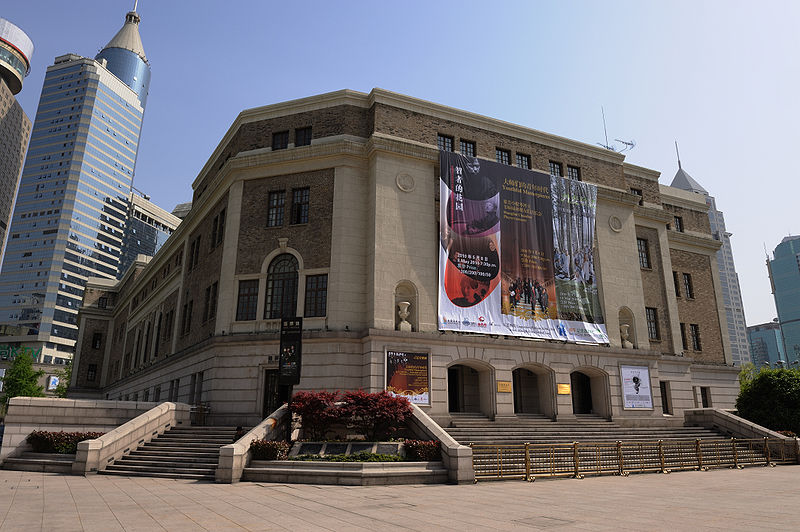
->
xmin=620 ymin=365 xmax=653 ymax=409
xmin=46 ymin=375 xmax=59 ymax=391
xmin=438 ymin=151 xmax=607 ymax=343
xmin=385 ymin=350 xmax=430 ymax=405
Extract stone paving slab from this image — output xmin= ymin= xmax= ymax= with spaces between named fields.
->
xmin=0 ymin=466 xmax=797 ymax=531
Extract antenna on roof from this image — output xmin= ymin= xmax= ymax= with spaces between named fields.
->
xmin=133 ymin=0 xmax=139 ymax=11
xmin=675 ymin=141 xmax=682 ymax=169
xmin=597 ymin=106 xmax=636 ymax=153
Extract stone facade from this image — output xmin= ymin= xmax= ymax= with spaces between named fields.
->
xmin=69 ymin=89 xmax=738 ymax=426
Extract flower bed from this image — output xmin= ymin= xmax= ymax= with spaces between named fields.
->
xmin=26 ymin=430 xmax=105 ymax=454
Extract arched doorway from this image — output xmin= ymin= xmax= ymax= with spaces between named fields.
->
xmin=448 ymin=363 xmax=492 ymax=415
xmin=512 ymin=365 xmax=556 ymax=418
xmin=569 ymin=368 xmax=611 ymax=418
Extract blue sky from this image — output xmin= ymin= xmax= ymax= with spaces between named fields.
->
xmin=4 ymin=0 xmax=797 ymax=326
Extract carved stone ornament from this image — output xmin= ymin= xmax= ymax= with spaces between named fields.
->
xmin=397 ymin=301 xmax=412 ymax=331
xmin=608 ymin=215 xmax=623 ymax=233
xmin=396 ymin=173 xmax=415 ymax=193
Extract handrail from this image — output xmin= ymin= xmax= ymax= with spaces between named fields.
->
xmin=471 ymin=437 xmax=797 ymax=481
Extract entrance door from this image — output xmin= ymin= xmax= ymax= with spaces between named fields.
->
xmin=570 ymin=371 xmax=593 ymax=414
xmin=448 ymin=367 xmax=461 ymax=413
xmin=263 ymin=369 xmax=290 ymax=418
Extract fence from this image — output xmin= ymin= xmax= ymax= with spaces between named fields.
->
xmin=471 ymin=438 xmax=798 ymax=481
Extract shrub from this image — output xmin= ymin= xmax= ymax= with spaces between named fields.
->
xmin=250 ymin=439 xmax=290 ymax=460
xmin=339 ymin=390 xmax=412 ymax=441
xmin=290 ymin=391 xmax=342 ymax=441
xmin=403 ymin=439 xmax=441 ymax=461
xmin=26 ymin=431 xmax=104 ymax=454
xmin=777 ymin=430 xmax=797 ymax=438
xmin=736 ymin=368 xmax=800 ymax=435
xmin=289 ymin=452 xmax=404 ymax=462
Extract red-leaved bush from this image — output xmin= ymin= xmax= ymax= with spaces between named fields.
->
xmin=26 ymin=431 xmax=105 ymax=454
xmin=290 ymin=390 xmax=412 ymax=441
xmin=250 ymin=439 xmax=290 ymax=460
xmin=403 ymin=439 xmax=441 ymax=461
xmin=290 ymin=390 xmax=341 ymax=441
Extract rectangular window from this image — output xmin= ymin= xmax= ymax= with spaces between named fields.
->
xmin=291 ymin=188 xmax=309 ymax=225
xmin=679 ymin=323 xmax=688 ymax=350
xmin=87 ymin=364 xmax=97 ymax=382
xmin=674 ymin=215 xmax=684 ymax=233
xmin=516 ymin=153 xmax=531 ymax=169
xmin=209 ymin=281 xmax=218 ymax=320
xmin=181 ymin=300 xmax=193 ymax=335
xmin=304 ymin=274 xmax=328 ymax=317
xmin=630 ymin=188 xmax=643 ymax=205
xmin=690 ymin=324 xmax=702 ymax=351
xmin=236 ymin=279 xmax=259 ymax=321
xmin=272 ymin=130 xmax=289 ymax=150
xmin=295 ymin=126 xmax=312 ymax=147
xmin=92 ymin=332 xmax=102 ymax=349
xmin=549 ymin=161 xmax=563 ymax=177
xmin=683 ymin=273 xmax=694 ymax=299
xmin=645 ymin=307 xmax=660 ymax=340
xmin=460 ymin=140 xmax=476 ymax=157
xmin=700 ymin=386 xmax=711 ymax=407
xmin=567 ymin=165 xmax=581 ymax=181
xmin=203 ymin=285 xmax=212 ymax=322
xmin=673 ymin=271 xmax=681 ymax=297
xmin=210 ymin=209 xmax=226 ymax=249
xmin=98 ymin=297 xmax=108 ymax=309
xmin=496 ymin=148 xmax=510 ymax=165
xmin=437 ymin=134 xmax=454 ymax=152
xmin=659 ymin=381 xmax=672 ymax=415
xmin=267 ymin=191 xmax=285 ymax=227
xmin=637 ymin=238 xmax=651 ymax=269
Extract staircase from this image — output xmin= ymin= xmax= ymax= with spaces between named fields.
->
xmin=445 ymin=413 xmax=726 ymax=446
xmin=99 ymin=426 xmax=238 ymax=480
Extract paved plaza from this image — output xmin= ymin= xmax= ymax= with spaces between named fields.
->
xmin=0 ymin=466 xmax=796 ymax=531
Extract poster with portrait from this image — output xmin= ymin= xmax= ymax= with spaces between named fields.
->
xmin=385 ymin=350 xmax=430 ymax=405
xmin=620 ymin=365 xmax=653 ymax=409
xmin=438 ymin=151 xmax=607 ymax=343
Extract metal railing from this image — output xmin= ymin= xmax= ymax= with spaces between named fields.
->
xmin=189 ymin=403 xmax=211 ymax=426
xmin=471 ymin=437 xmax=798 ymax=481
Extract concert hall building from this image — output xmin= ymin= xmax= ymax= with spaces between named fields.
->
xmin=70 ymin=89 xmax=738 ymax=426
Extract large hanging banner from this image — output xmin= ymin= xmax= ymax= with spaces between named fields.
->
xmin=438 ymin=152 xmax=607 ymax=343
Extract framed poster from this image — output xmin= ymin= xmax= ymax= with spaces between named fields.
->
xmin=620 ymin=365 xmax=653 ymax=409
xmin=46 ymin=375 xmax=59 ymax=391
xmin=385 ymin=350 xmax=430 ymax=405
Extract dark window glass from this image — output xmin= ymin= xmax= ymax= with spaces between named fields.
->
xmin=265 ymin=254 xmax=299 ymax=319
xmin=98 ymin=297 xmax=107 ymax=309
xmin=567 ymin=165 xmax=581 ymax=181
xmin=209 ymin=281 xmax=218 ymax=320
xmin=437 ymin=134 xmax=454 ymax=152
xmin=87 ymin=364 xmax=97 ymax=382
xmin=92 ymin=332 xmax=102 ymax=349
xmin=460 ymin=140 xmax=475 ymax=157
xmin=516 ymin=153 xmax=530 ymax=169
xmin=680 ymin=323 xmax=688 ymax=350
xmin=496 ymin=148 xmax=510 ymax=165
xmin=272 ymin=130 xmax=289 ymax=150
xmin=637 ymin=238 xmax=651 ymax=269
xmin=236 ymin=279 xmax=259 ymax=321
xmin=295 ymin=126 xmax=312 ymax=147
xmin=630 ymin=188 xmax=643 ymax=205
xmin=673 ymin=271 xmax=681 ymax=297
xmin=690 ymin=324 xmax=702 ymax=350
xmin=674 ymin=216 xmax=684 ymax=232
xmin=683 ymin=273 xmax=694 ymax=299
xmin=646 ymin=307 xmax=659 ymax=340
xmin=549 ymin=161 xmax=563 ymax=177
xmin=267 ymin=191 xmax=285 ymax=227
xmin=291 ymin=188 xmax=309 ymax=224
xmin=304 ymin=274 xmax=328 ymax=317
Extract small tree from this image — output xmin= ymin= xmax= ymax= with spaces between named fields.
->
xmin=1 ymin=353 xmax=45 ymax=406
xmin=340 ymin=390 xmax=412 ymax=441
xmin=53 ymin=362 xmax=72 ymax=398
xmin=736 ymin=367 xmax=800 ymax=435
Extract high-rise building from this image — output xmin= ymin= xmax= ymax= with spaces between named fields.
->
xmin=747 ymin=320 xmax=784 ymax=368
xmin=118 ymin=192 xmax=181 ymax=279
xmin=768 ymin=236 xmax=800 ymax=365
xmin=670 ymin=159 xmax=750 ymax=365
xmin=0 ymin=17 xmax=33 ymax=262
xmin=0 ymin=8 xmax=150 ymax=363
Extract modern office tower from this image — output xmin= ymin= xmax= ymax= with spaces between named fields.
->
xmin=747 ymin=321 xmax=785 ymax=368
xmin=0 ymin=18 xmax=33 ymax=262
xmin=670 ymin=160 xmax=750 ymax=365
xmin=768 ymin=236 xmax=800 ymax=365
xmin=0 ymin=8 xmax=150 ymax=363
xmin=118 ymin=192 xmax=180 ymax=279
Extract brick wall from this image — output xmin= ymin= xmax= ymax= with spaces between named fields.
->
xmin=636 ymin=226 xmax=675 ymax=354
xmin=670 ymin=248 xmax=725 ymax=363
xmin=73 ymin=317 xmax=110 ymax=389
xmin=662 ymin=203 xmax=711 ymax=233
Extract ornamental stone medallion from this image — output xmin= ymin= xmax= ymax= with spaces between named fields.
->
xmin=396 ymin=173 xmax=415 ymax=193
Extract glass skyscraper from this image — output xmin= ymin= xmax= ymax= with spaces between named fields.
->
xmin=768 ymin=236 xmax=800 ymax=366
xmin=118 ymin=192 xmax=181 ymax=280
xmin=0 ymin=8 xmax=149 ymax=363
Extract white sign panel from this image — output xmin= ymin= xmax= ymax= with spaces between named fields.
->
xmin=620 ymin=365 xmax=652 ymax=409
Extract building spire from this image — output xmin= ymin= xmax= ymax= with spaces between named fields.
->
xmin=133 ymin=0 xmax=139 ymax=11
xmin=675 ymin=141 xmax=681 ymax=170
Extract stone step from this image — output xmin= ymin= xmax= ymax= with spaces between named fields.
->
xmin=127 ymin=452 xmax=220 ymax=463
xmin=98 ymin=469 xmax=215 ymax=481
xmin=129 ymin=450 xmax=220 ymax=460
xmin=104 ymin=463 xmax=216 ymax=476
xmin=112 ymin=459 xmax=218 ymax=469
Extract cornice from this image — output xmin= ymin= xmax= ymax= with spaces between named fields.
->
xmin=667 ymin=230 xmax=723 ymax=253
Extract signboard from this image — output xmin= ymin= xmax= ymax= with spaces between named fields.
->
xmin=496 ymin=380 xmax=512 ymax=393
xmin=385 ymin=350 xmax=430 ymax=404
xmin=620 ymin=365 xmax=653 ymax=409
xmin=46 ymin=375 xmax=59 ymax=391
xmin=557 ymin=383 xmax=571 ymax=395
xmin=278 ymin=318 xmax=302 ymax=385
xmin=438 ymin=152 xmax=607 ymax=343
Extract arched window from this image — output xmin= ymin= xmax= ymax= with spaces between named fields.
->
xmin=265 ymin=254 xmax=299 ymax=319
